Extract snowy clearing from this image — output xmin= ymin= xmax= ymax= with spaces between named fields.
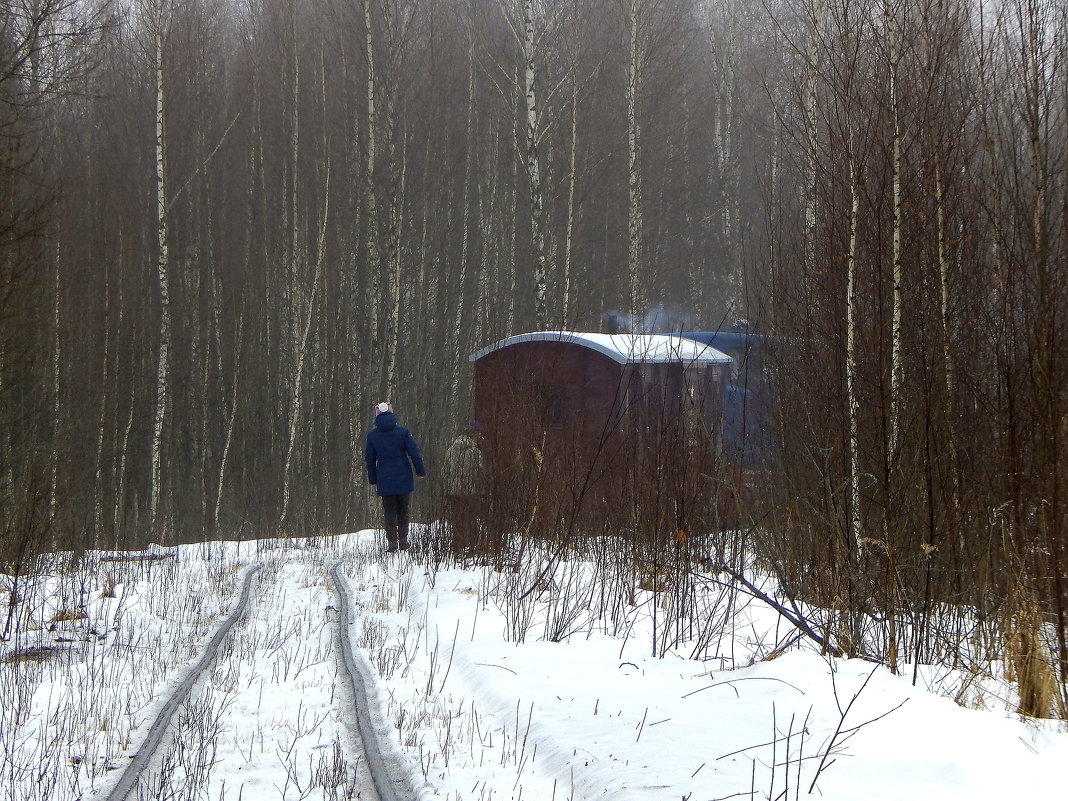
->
xmin=1 ymin=529 xmax=1065 ymax=801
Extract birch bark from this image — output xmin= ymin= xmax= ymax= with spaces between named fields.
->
xmin=213 ymin=310 xmax=240 ymax=532
xmin=446 ymin=2 xmax=477 ymax=417
xmin=280 ymin=207 xmax=326 ymax=527
xmin=149 ymin=0 xmax=171 ymax=537
xmin=846 ymin=141 xmax=862 ymax=555
xmin=934 ymin=153 xmax=959 ymax=505
xmin=93 ymin=255 xmax=110 ymax=544
xmin=384 ymin=120 xmax=404 ymax=396
xmin=279 ymin=0 xmax=302 ymax=526
xmin=626 ymin=0 xmax=644 ymax=323
xmin=507 ymin=81 xmax=518 ymax=331
xmin=522 ymin=0 xmax=549 ymax=329
xmin=561 ymin=80 xmax=578 ymax=325
xmin=363 ymin=0 xmax=383 ymax=380
xmin=116 ymin=386 xmax=134 ymax=540
xmin=803 ymin=0 xmax=822 ymax=294
xmin=886 ymin=0 xmax=904 ymax=460
xmin=50 ymin=240 xmax=60 ymax=531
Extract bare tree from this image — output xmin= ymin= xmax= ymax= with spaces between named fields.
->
xmin=147 ymin=0 xmax=170 ymax=537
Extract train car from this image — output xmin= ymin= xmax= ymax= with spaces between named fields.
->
xmin=467 ymin=331 xmax=733 ymax=536
xmin=680 ymin=325 xmax=778 ymax=518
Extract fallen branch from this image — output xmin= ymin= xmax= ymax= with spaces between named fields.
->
xmin=716 ymin=565 xmax=846 ymax=660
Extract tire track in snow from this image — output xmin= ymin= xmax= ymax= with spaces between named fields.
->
xmin=106 ymin=563 xmax=262 ymax=801
xmin=330 ymin=560 xmax=421 ymax=801
xmin=105 ymin=558 xmax=421 ymax=801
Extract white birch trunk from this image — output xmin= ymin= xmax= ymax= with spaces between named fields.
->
xmin=886 ymin=0 xmax=904 ymax=460
xmin=279 ymin=21 xmax=305 ymax=527
xmin=934 ymin=156 xmax=959 ymax=504
xmin=477 ymin=176 xmax=492 ymax=343
xmin=363 ymin=0 xmax=383 ymax=372
xmin=0 ymin=364 xmax=8 ymax=515
xmin=50 ymin=240 xmax=60 ymax=532
xmin=522 ymin=0 xmax=549 ymax=328
xmin=448 ymin=10 xmax=476 ymax=417
xmin=476 ymin=125 xmax=501 ymax=345
xmin=881 ymin=3 xmax=904 ymax=669
xmin=846 ymin=146 xmax=863 ymax=555
xmin=116 ymin=392 xmax=134 ymax=544
xmin=626 ymin=0 xmax=644 ymax=323
xmin=280 ymin=225 xmax=325 ymax=526
xmin=713 ymin=16 xmax=738 ymax=287
xmin=507 ymin=82 xmax=519 ymax=331
xmin=562 ymin=81 xmax=579 ymax=325
xmin=93 ymin=259 xmax=110 ymax=542
xmin=283 ymin=0 xmax=300 ymax=404
xmin=415 ymin=136 xmax=433 ymax=345
xmin=149 ymin=0 xmax=170 ymax=537
xmin=214 ymin=313 xmax=240 ymax=532
xmin=384 ymin=119 xmax=404 ymax=396
xmin=804 ymin=0 xmax=822 ymax=286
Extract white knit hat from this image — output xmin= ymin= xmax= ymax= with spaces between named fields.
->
xmin=375 ymin=402 xmax=392 ymax=416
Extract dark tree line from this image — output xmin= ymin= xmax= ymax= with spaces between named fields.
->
xmin=3 ymin=0 xmax=746 ymax=553
xmin=755 ymin=0 xmax=1067 ymax=715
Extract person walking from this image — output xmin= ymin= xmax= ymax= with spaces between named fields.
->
xmin=365 ymin=402 xmax=426 ymax=552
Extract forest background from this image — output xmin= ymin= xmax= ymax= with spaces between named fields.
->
xmin=1 ymin=0 xmax=1066 ymax=716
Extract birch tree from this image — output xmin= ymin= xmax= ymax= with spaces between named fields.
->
xmin=147 ymin=0 xmax=171 ymax=537
xmin=522 ymin=0 xmax=550 ymax=328
xmin=488 ymin=0 xmax=562 ymax=330
xmin=625 ymin=0 xmax=645 ymax=322
xmin=802 ymin=0 xmax=823 ymax=305
xmin=884 ymin=0 xmax=904 ymax=463
xmin=844 ymin=140 xmax=861 ymax=557
xmin=362 ymin=0 xmax=383 ymax=385
xmin=379 ymin=0 xmax=419 ymax=398
xmin=447 ymin=2 xmax=478 ymax=416
xmin=278 ymin=0 xmax=304 ymax=527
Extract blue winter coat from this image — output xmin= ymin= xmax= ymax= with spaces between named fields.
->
xmin=364 ymin=412 xmax=426 ymax=496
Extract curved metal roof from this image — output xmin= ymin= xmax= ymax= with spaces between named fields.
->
xmin=468 ymin=331 xmax=731 ymax=366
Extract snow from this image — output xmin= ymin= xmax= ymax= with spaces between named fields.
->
xmin=468 ymin=331 xmax=732 ymax=366
xmin=1 ymin=529 xmax=1066 ymax=801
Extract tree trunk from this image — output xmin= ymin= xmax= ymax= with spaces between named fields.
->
xmin=522 ymin=0 xmax=549 ymax=329
xmin=363 ymin=0 xmax=383 ymax=393
xmin=803 ymin=0 xmax=822 ymax=302
xmin=846 ymin=140 xmax=862 ymax=557
xmin=149 ymin=0 xmax=171 ymax=539
xmin=886 ymin=0 xmax=904 ymax=461
xmin=626 ymin=0 xmax=644 ymax=323
xmin=561 ymin=79 xmax=579 ymax=326
xmin=50 ymin=239 xmax=60 ymax=540
xmin=384 ymin=114 xmax=404 ymax=397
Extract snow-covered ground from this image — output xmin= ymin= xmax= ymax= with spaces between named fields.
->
xmin=1 ymin=529 xmax=1066 ymax=801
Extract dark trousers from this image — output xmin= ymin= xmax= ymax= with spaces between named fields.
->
xmin=381 ymin=493 xmax=411 ymax=544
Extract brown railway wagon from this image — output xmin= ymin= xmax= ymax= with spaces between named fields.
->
xmin=467 ymin=332 xmax=734 ymax=539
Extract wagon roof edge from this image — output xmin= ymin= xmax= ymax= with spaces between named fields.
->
xmin=468 ymin=331 xmax=732 ymax=366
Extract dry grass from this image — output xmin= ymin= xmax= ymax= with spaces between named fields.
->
xmin=47 ymin=609 xmax=87 ymax=625
xmin=1 ymin=646 xmax=68 ymax=665
xmin=1002 ymin=591 xmax=1058 ymax=719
